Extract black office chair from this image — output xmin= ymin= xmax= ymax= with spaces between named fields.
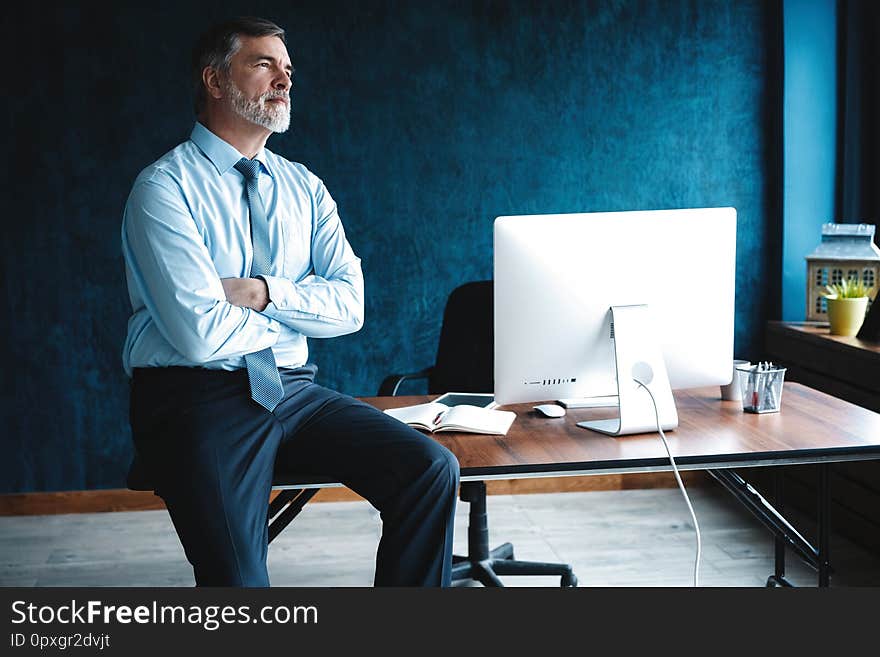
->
xmin=379 ymin=280 xmax=577 ymax=587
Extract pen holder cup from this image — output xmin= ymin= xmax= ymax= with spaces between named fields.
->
xmin=735 ymin=365 xmax=787 ymax=414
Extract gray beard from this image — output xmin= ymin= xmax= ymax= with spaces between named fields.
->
xmin=225 ymin=80 xmax=291 ymax=133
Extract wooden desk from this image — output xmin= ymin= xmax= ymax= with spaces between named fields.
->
xmin=269 ymin=384 xmax=880 ymax=586
xmin=369 ymin=385 xmax=880 ymax=478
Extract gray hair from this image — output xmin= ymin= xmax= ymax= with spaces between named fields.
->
xmin=191 ymin=16 xmax=286 ymax=116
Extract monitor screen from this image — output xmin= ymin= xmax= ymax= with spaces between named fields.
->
xmin=493 ymin=208 xmax=736 ymax=406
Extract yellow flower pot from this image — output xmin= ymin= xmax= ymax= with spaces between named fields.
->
xmin=826 ymin=296 xmax=869 ymax=336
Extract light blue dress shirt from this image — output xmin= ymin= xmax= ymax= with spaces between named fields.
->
xmin=121 ymin=122 xmax=364 ymax=377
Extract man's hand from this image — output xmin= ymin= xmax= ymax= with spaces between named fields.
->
xmin=221 ymin=277 xmax=270 ymax=312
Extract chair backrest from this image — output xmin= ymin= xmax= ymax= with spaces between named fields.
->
xmin=428 ymin=280 xmax=494 ymax=394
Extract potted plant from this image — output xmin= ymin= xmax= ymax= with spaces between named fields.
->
xmin=824 ymin=277 xmax=871 ymax=336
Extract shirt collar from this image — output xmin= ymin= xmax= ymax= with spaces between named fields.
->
xmin=189 ymin=122 xmax=274 ymax=178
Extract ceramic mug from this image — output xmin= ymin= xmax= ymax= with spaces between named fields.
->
xmin=720 ymin=359 xmax=751 ymax=401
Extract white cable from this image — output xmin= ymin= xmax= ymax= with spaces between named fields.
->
xmin=634 ymin=379 xmax=702 ymax=588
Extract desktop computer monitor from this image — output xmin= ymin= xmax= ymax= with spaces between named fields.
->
xmin=493 ymin=207 xmax=737 ymax=435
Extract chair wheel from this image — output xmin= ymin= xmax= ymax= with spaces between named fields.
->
xmin=561 ymin=572 xmax=578 ymax=587
xmin=766 ymin=577 xmax=778 ymax=587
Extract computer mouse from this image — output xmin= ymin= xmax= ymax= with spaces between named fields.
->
xmin=533 ymin=404 xmax=566 ymax=418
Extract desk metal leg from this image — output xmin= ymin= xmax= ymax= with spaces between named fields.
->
xmin=267 ymin=488 xmax=319 ymax=544
xmin=818 ymin=463 xmax=831 ymax=587
xmin=766 ymin=468 xmax=794 ymax=587
xmin=708 ymin=469 xmax=818 ymax=585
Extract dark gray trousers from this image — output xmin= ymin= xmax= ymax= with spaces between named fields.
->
xmin=129 ymin=365 xmax=459 ymax=587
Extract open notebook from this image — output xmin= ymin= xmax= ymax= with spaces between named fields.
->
xmin=384 ymin=402 xmax=516 ymax=435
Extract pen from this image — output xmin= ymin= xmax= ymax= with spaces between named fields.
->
xmin=761 ymin=363 xmax=770 ymax=411
xmin=760 ymin=362 xmax=771 ymax=411
xmin=756 ymin=362 xmax=764 ymax=411
xmin=433 ymin=412 xmax=444 ymax=425
xmin=749 ymin=365 xmax=758 ymax=410
xmin=765 ymin=363 xmax=779 ymax=410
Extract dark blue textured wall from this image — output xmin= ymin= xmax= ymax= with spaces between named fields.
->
xmin=2 ymin=0 xmax=782 ymax=493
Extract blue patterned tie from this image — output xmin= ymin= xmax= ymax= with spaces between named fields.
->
xmin=235 ymin=157 xmax=284 ymax=412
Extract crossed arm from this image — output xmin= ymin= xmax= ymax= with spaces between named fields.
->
xmin=123 ymin=172 xmax=363 ymax=364
xmin=221 ymin=277 xmax=271 ymax=312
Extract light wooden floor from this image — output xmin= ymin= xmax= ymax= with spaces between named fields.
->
xmin=2 ymin=483 xmax=879 ymax=587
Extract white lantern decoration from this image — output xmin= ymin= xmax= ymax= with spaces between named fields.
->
xmin=805 ymin=223 xmax=880 ymax=322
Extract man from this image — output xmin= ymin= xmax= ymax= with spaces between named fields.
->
xmin=122 ymin=16 xmax=459 ymax=587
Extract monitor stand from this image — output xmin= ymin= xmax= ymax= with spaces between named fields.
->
xmin=577 ymin=304 xmax=679 ymax=436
